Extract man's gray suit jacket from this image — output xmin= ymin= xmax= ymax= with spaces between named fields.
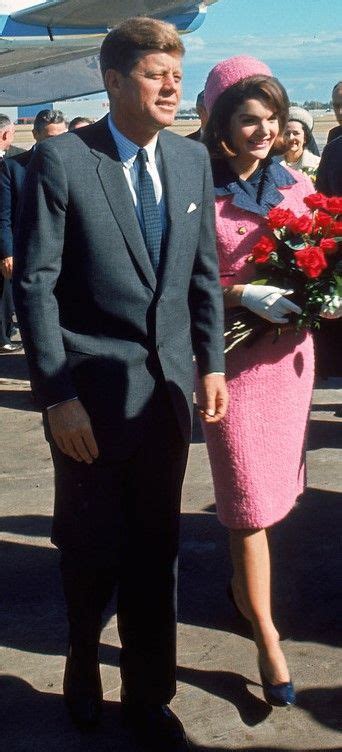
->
xmin=13 ymin=117 xmax=224 ymax=443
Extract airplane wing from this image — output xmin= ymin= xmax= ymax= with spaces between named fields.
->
xmin=0 ymin=53 xmax=104 ymax=106
xmin=13 ymin=0 xmax=217 ymax=28
xmin=0 ymin=0 xmax=219 ymax=105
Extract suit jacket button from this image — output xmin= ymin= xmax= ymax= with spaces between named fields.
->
xmin=238 ymin=226 xmax=247 ymax=234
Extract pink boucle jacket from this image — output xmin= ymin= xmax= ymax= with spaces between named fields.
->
xmin=215 ymin=167 xmax=314 ymax=286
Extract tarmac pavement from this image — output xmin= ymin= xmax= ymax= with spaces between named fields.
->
xmin=0 ymin=350 xmax=341 ymax=752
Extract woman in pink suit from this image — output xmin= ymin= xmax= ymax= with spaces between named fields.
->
xmin=200 ymin=56 xmax=315 ymax=706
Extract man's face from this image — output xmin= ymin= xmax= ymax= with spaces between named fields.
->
xmin=33 ymin=121 xmax=67 ymax=143
xmin=106 ymin=49 xmax=182 ymax=143
xmin=332 ymin=85 xmax=342 ymax=125
xmin=0 ymin=123 xmax=15 ymax=151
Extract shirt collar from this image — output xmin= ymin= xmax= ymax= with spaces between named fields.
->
xmin=107 ymin=114 xmax=158 ymax=168
xmin=213 ymin=157 xmax=297 ymax=216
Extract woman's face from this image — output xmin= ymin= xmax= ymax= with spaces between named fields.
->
xmin=283 ymin=120 xmax=305 ymax=158
xmin=229 ymin=97 xmax=280 ymax=164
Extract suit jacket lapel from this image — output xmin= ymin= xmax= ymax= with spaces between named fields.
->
xmin=87 ymin=119 xmax=156 ymax=292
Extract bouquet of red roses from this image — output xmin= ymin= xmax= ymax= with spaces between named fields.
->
xmin=224 ymin=193 xmax=342 ymax=352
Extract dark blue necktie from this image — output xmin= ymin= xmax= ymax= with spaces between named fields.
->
xmin=136 ymin=148 xmax=162 ymax=273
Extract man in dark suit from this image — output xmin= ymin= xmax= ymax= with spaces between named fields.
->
xmin=327 ymin=82 xmax=342 ymax=143
xmin=314 ymin=136 xmax=342 ymax=380
xmin=187 ymin=90 xmax=208 ymax=142
xmin=14 ymin=17 xmax=227 ymax=751
xmin=317 ymin=135 xmax=342 ymax=195
xmin=0 ymin=113 xmax=26 ymax=350
xmin=0 ymin=114 xmax=25 ymax=159
xmin=0 ymin=110 xmax=67 ymax=352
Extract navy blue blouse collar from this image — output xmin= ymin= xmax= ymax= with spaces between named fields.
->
xmin=212 ymin=157 xmax=297 ymax=217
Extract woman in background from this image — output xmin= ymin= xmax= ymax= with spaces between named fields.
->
xmin=281 ymin=105 xmax=320 ymax=181
xmin=199 ymin=56 xmax=315 ymax=706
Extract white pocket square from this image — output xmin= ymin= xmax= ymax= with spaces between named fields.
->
xmin=187 ymin=202 xmax=197 ymax=214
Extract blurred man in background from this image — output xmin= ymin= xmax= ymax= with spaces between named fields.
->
xmin=187 ymin=90 xmax=208 ymax=141
xmin=327 ymin=82 xmax=342 ymax=143
xmin=0 ymin=110 xmax=67 ymax=352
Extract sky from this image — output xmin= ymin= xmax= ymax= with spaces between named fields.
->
xmin=181 ymin=0 xmax=342 ymax=107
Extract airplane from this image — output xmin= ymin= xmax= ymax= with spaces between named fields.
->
xmin=0 ymin=0 xmax=220 ymax=106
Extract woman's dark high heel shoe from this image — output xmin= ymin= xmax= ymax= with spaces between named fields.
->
xmin=259 ymin=663 xmax=296 ymax=706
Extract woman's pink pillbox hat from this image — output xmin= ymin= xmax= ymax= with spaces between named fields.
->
xmin=204 ymin=55 xmax=272 ymax=113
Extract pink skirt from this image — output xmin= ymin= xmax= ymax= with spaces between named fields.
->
xmin=200 ymin=329 xmax=314 ymax=529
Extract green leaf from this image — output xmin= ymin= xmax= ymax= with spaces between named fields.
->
xmin=284 ymin=238 xmax=307 ymax=251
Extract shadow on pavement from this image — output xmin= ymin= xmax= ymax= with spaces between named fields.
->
xmin=0 ymin=514 xmax=51 ymax=537
xmin=307 ymin=419 xmax=342 ymax=449
xmin=269 ymin=487 xmax=341 ymax=646
xmin=295 ymin=686 xmax=342 ymax=732
xmin=3 ymin=674 xmax=339 ymax=752
xmin=310 ymin=403 xmax=342 ymax=412
xmin=0 ymin=352 xmax=29 ymax=380
xmin=177 ymin=666 xmax=271 ymax=727
xmin=0 ymin=389 xmax=38 ymax=411
xmin=0 ymin=674 xmax=140 ymax=752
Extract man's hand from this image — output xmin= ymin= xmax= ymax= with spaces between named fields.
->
xmin=196 ymin=373 xmax=228 ymax=423
xmin=0 ymin=256 xmax=13 ymax=279
xmin=47 ymin=398 xmax=99 ymax=464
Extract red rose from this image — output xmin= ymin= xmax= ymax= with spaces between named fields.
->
xmin=319 ymin=238 xmax=338 ymax=254
xmin=267 ymin=207 xmax=295 ymax=229
xmin=287 ymin=214 xmax=312 ymax=234
xmin=304 ymin=193 xmax=328 ymax=210
xmin=252 ymin=235 xmax=277 ymax=263
xmin=325 ymin=196 xmax=342 ymax=214
xmin=330 ymin=220 xmax=342 ymax=235
xmin=313 ymin=211 xmax=333 ymax=235
xmin=294 ymin=246 xmax=328 ymax=278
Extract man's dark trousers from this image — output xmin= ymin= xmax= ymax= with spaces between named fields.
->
xmin=49 ymin=378 xmax=188 ymax=703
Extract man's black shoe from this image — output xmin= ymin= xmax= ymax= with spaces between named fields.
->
xmin=63 ymin=650 xmax=103 ymax=731
xmin=121 ymin=702 xmax=190 ymax=751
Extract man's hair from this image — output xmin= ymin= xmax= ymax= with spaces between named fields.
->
xmin=332 ymin=81 xmax=342 ymax=97
xmin=68 ymin=116 xmax=93 ymax=131
xmin=0 ymin=114 xmax=12 ymax=130
xmin=100 ymin=16 xmax=184 ymax=79
xmin=204 ymin=75 xmax=289 ymax=160
xmin=33 ymin=109 xmax=66 ymax=134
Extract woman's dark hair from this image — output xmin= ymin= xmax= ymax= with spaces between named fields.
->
xmin=203 ymin=75 xmax=289 ymax=160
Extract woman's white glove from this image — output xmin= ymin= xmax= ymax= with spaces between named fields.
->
xmin=241 ymin=284 xmax=302 ymax=324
